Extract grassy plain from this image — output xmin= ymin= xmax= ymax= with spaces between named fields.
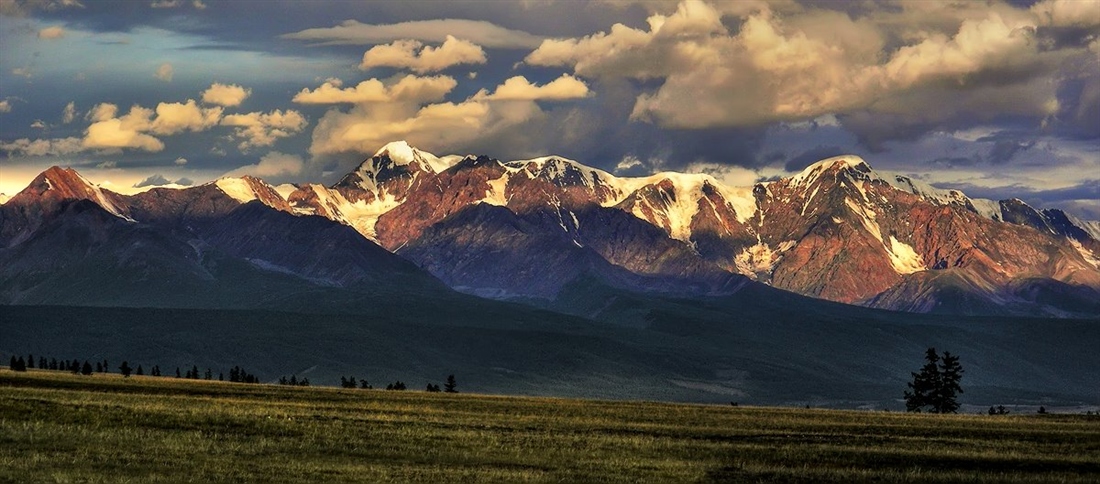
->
xmin=1 ymin=370 xmax=1098 ymax=483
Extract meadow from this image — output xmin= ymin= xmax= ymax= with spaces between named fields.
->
xmin=1 ymin=370 xmax=1098 ymax=483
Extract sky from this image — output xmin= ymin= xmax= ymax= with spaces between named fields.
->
xmin=1 ymin=0 xmax=1098 ymax=218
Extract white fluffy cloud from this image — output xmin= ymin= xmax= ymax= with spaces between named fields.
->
xmin=293 ymin=75 xmax=457 ymax=104
xmin=149 ymin=99 xmax=223 ymax=135
xmin=83 ymin=105 xmax=165 ymax=152
xmin=0 ymin=100 xmax=11 ymax=113
xmin=359 ymin=35 xmax=487 ymax=73
xmin=473 ymin=75 xmax=590 ymax=101
xmin=221 ymin=109 xmax=308 ymax=151
xmin=527 ymin=0 xmax=1078 ymax=130
xmin=225 ymin=151 xmax=305 ymax=179
xmin=37 ymin=26 xmax=64 ymax=39
xmin=201 ymin=83 xmax=251 ymax=107
xmin=0 ymin=137 xmax=83 ymax=156
xmin=62 ymin=101 xmax=76 ymax=123
xmin=283 ymin=19 xmax=542 ymax=49
xmin=154 ymin=63 xmax=173 ymax=82
xmin=1031 ymin=0 xmax=1100 ymax=28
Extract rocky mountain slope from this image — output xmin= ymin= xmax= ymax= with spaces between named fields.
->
xmin=2 ymin=142 xmax=1098 ymax=316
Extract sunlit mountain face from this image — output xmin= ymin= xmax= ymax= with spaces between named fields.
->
xmin=1 ymin=1 xmax=1097 ymax=226
xmin=4 ymin=142 xmax=1099 ymax=316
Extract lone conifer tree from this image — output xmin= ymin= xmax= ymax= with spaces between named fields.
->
xmin=904 ymin=348 xmax=964 ymax=413
xmin=444 ymin=374 xmax=457 ymax=393
xmin=119 ymin=361 xmax=132 ymax=378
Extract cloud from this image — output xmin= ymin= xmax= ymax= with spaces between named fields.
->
xmin=225 ymin=151 xmax=305 ymax=179
xmin=83 ymin=107 xmax=165 ymax=152
xmin=283 ymin=19 xmax=543 ymax=49
xmin=174 ymin=156 xmax=187 ymax=165
xmin=292 ymin=75 xmax=456 ymax=104
xmin=0 ymin=137 xmax=83 ymax=156
xmin=87 ymin=102 xmax=118 ymax=122
xmin=524 ymin=0 xmax=1076 ymax=143
xmin=201 ymin=83 xmax=251 ymax=107
xmin=0 ymin=100 xmax=10 ymax=113
xmin=221 ymin=109 xmax=307 ymax=151
xmin=30 ymin=120 xmax=46 ymax=129
xmin=154 ymin=63 xmax=173 ymax=82
xmin=62 ymin=101 xmax=76 ymax=123
xmin=12 ymin=67 xmax=32 ymax=78
xmin=1031 ymin=0 xmax=1100 ymax=28
xmin=191 ymin=0 xmax=205 ymax=10
xmin=473 ymin=75 xmax=590 ymax=101
xmin=359 ymin=35 xmax=487 ymax=73
xmin=37 ymin=26 xmax=64 ymax=39
xmin=150 ymin=0 xmax=181 ymax=8
xmin=96 ymin=161 xmax=117 ymax=169
xmin=133 ymin=174 xmax=174 ymax=187
xmin=149 ymin=99 xmax=223 ymax=135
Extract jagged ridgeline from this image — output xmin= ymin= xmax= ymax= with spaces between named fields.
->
xmin=2 ymin=141 xmax=1098 ymax=316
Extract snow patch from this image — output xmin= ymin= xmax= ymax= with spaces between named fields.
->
xmin=215 ymin=178 xmax=258 ymax=203
xmin=1069 ymin=239 xmax=1100 ymax=269
xmin=887 ymin=236 xmax=925 ymax=274
xmin=480 ymin=173 xmax=511 ymax=206
xmin=373 ymin=140 xmax=417 ymax=165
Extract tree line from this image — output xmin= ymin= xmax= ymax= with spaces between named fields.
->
xmin=5 ymin=352 xmax=457 ymax=393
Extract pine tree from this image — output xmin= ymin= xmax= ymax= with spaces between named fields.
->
xmin=905 ymin=348 xmax=964 ymax=413
xmin=102 ymin=360 xmax=109 ymax=374
xmin=933 ymin=351 xmax=964 ymax=414
xmin=8 ymin=356 xmax=17 ymax=371
xmin=444 ymin=374 xmax=457 ymax=393
xmin=39 ymin=357 xmax=47 ymax=369
xmin=96 ymin=362 xmax=103 ymax=373
xmin=359 ymin=379 xmax=371 ymax=389
xmin=119 ymin=361 xmax=132 ymax=378
xmin=81 ymin=361 xmax=93 ymax=375
xmin=27 ymin=354 xmax=35 ymax=369
xmin=175 ymin=367 xmax=182 ymax=378
xmin=136 ymin=365 xmax=144 ymax=376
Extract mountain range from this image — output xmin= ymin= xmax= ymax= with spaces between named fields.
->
xmin=2 ymin=140 xmax=1099 ymax=317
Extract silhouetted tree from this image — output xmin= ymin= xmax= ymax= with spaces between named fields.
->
xmin=905 ymin=348 xmax=964 ymax=413
xmin=49 ymin=358 xmax=58 ymax=370
xmin=444 ymin=374 xmax=457 ymax=393
xmin=989 ymin=405 xmax=1009 ymax=415
xmin=81 ymin=361 xmax=93 ymax=375
xmin=386 ymin=381 xmax=406 ymax=390
xmin=426 ymin=383 xmax=441 ymax=392
xmin=136 ymin=365 xmax=144 ymax=376
xmin=175 ymin=367 xmax=182 ymax=378
xmin=359 ymin=379 xmax=371 ymax=389
xmin=933 ymin=351 xmax=964 ymax=414
xmin=8 ymin=356 xmax=17 ymax=371
xmin=218 ymin=373 xmax=223 ymax=381
xmin=102 ymin=360 xmax=109 ymax=374
xmin=96 ymin=362 xmax=103 ymax=373
xmin=27 ymin=354 xmax=34 ymax=369
xmin=1038 ymin=406 xmax=1048 ymax=414
xmin=119 ymin=361 xmax=132 ymax=378
xmin=39 ymin=357 xmax=46 ymax=369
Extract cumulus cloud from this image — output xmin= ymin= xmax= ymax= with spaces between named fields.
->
xmin=293 ymin=75 xmax=457 ymax=104
xmin=1031 ymin=0 xmax=1100 ymax=28
xmin=0 ymin=137 xmax=83 ymax=156
xmin=149 ymin=99 xmax=223 ymax=135
xmin=62 ymin=101 xmax=76 ymax=123
xmin=201 ymin=83 xmax=251 ymax=107
xmin=30 ymin=120 xmax=46 ymax=129
xmin=87 ymin=102 xmax=118 ymax=122
xmin=0 ymin=100 xmax=10 ymax=113
xmin=525 ymin=0 xmax=1079 ymax=140
xmin=174 ymin=156 xmax=187 ymax=165
xmin=221 ymin=109 xmax=308 ymax=151
xmin=359 ymin=35 xmax=487 ymax=73
xmin=37 ymin=25 xmax=64 ymax=39
xmin=154 ymin=63 xmax=173 ymax=82
xmin=283 ymin=19 xmax=543 ymax=49
xmin=473 ymin=75 xmax=590 ymax=101
xmin=83 ymin=105 xmax=165 ymax=152
xmin=225 ymin=151 xmax=305 ymax=179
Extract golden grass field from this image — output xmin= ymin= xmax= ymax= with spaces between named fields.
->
xmin=2 ymin=370 xmax=1098 ymax=483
